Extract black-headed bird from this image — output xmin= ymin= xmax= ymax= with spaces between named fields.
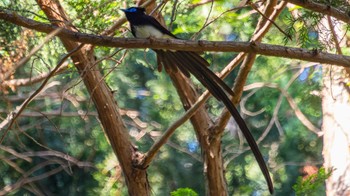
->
xmin=121 ymin=7 xmax=273 ymax=193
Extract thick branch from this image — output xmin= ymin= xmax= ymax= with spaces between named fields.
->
xmin=285 ymin=0 xmax=350 ymax=25
xmin=1 ymin=9 xmax=349 ymax=67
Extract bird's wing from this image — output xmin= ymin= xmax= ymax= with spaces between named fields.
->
xmin=142 ymin=14 xmax=177 ymax=38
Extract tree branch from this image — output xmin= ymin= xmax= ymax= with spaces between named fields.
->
xmin=0 ymin=110 xmax=98 ymax=117
xmin=1 ymin=62 xmax=68 ymax=89
xmin=1 ymin=9 xmax=349 ymax=67
xmin=244 ymin=82 xmax=322 ymax=135
xmin=285 ymin=0 xmax=350 ymax=25
xmin=141 ymin=87 xmax=211 ymax=168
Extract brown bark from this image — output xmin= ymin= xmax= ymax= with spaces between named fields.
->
xmin=35 ymin=0 xmax=149 ymax=195
xmin=322 ymin=65 xmax=350 ymax=195
xmin=168 ymin=72 xmax=228 ymax=195
xmin=284 ymin=0 xmax=350 ymax=25
xmin=1 ymin=9 xmax=350 ymax=67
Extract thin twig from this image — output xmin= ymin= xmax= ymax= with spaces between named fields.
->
xmin=244 ymin=82 xmax=322 ymax=134
xmin=191 ymin=0 xmax=214 ymax=40
xmin=240 ymin=89 xmax=266 ymax=116
xmin=0 ymin=145 xmax=31 ymax=162
xmin=327 ymin=15 xmax=342 ymax=55
xmin=0 ymin=44 xmax=84 ymax=143
xmin=141 ymin=88 xmax=212 ymax=168
xmin=0 ymin=28 xmax=63 ymax=82
xmin=2 ymin=62 xmax=69 ymax=89
xmin=249 ymin=1 xmax=291 ymax=40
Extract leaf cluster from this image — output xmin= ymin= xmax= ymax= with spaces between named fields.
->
xmin=293 ymin=167 xmax=333 ymax=196
xmin=283 ymin=9 xmax=324 ymax=49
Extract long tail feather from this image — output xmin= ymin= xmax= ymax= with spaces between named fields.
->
xmin=156 ymin=50 xmax=274 ymax=194
xmin=179 ymin=51 xmax=235 ymax=96
xmin=157 ymin=50 xmax=191 ymax=77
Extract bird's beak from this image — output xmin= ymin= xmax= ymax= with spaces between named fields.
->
xmin=120 ymin=8 xmax=126 ymax=12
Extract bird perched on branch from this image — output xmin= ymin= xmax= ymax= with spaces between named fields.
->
xmin=121 ymin=7 xmax=273 ymax=193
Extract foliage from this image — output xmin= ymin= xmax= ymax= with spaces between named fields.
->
xmin=293 ymin=167 xmax=333 ymax=196
xmin=171 ymin=187 xmax=198 ymax=196
xmin=283 ymin=8 xmax=324 ymax=49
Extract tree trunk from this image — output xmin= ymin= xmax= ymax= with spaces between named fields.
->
xmin=35 ymin=0 xmax=150 ymax=195
xmin=322 ymin=65 xmax=350 ymax=195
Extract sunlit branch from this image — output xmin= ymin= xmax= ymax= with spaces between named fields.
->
xmin=285 ymin=0 xmax=350 ymax=25
xmin=0 ymin=110 xmax=98 ymax=117
xmin=1 ymin=62 xmax=68 ymax=89
xmin=244 ymin=82 xmax=322 ymax=135
xmin=189 ymin=0 xmax=214 ymax=9
xmin=0 ymin=145 xmax=32 ymax=162
xmin=249 ymin=1 xmax=290 ymax=39
xmin=223 ymin=78 xmax=322 ymax=167
xmin=6 ymin=150 xmax=95 ymax=168
xmin=140 ymin=89 xmax=210 ymax=168
xmin=1 ymin=9 xmax=350 ymax=67
xmin=240 ymin=89 xmax=266 ymax=116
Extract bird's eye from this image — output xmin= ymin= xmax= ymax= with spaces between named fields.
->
xmin=129 ymin=8 xmax=136 ymax=12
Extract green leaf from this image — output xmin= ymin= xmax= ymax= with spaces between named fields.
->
xmin=171 ymin=188 xmax=198 ymax=196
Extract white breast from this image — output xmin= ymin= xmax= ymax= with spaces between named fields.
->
xmin=134 ymin=25 xmax=170 ymax=39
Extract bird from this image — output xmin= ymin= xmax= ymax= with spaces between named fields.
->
xmin=121 ymin=7 xmax=273 ymax=193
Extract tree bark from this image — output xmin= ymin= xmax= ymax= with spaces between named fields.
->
xmin=322 ymin=65 xmax=350 ymax=195
xmin=35 ymin=0 xmax=150 ymax=195
xmin=168 ymin=72 xmax=228 ymax=195
xmin=1 ymin=9 xmax=349 ymax=67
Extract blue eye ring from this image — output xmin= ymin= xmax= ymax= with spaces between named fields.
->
xmin=128 ymin=8 xmax=137 ymax=12
xmin=121 ymin=7 xmax=145 ymax=13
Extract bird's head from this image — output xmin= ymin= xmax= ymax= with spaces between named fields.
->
xmin=121 ymin=7 xmax=145 ymax=14
xmin=121 ymin=7 xmax=146 ymax=23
